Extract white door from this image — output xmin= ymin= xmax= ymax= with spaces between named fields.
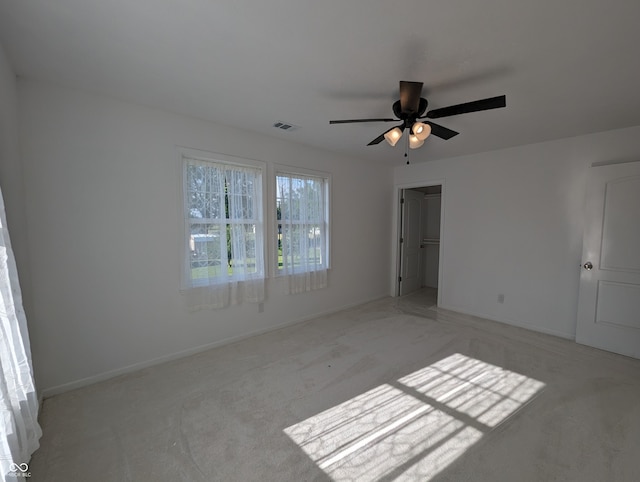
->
xmin=576 ymin=161 xmax=640 ymax=359
xmin=399 ymin=189 xmax=423 ymax=296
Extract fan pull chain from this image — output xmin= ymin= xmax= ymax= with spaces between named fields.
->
xmin=404 ymin=133 xmax=410 ymax=164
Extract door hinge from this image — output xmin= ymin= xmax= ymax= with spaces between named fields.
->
xmin=400 ymin=237 xmax=404 ymax=244
xmin=398 ymin=276 xmax=402 ymax=282
xmin=400 ymin=198 xmax=405 ymax=204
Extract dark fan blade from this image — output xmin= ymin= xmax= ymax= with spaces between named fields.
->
xmin=329 ymin=118 xmax=395 ymax=124
xmin=426 ymin=95 xmax=506 ymax=119
xmin=367 ymin=133 xmax=387 ymax=146
xmin=367 ymin=124 xmax=404 ymax=146
xmin=399 ymin=81 xmax=423 ymax=114
xmin=425 ymin=121 xmax=459 ymax=140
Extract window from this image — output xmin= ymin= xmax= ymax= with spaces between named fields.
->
xmin=182 ymin=152 xmax=265 ymax=309
xmin=276 ymin=169 xmax=330 ymax=293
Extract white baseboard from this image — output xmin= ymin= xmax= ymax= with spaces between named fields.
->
xmin=40 ymin=293 xmax=389 ymax=399
xmin=438 ymin=302 xmax=575 ymax=340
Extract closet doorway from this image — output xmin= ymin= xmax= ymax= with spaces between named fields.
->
xmin=397 ymin=184 xmax=442 ymax=306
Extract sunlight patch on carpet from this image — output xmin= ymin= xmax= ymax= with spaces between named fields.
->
xmin=284 ymin=353 xmax=545 ymax=480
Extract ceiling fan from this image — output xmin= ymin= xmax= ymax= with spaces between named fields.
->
xmin=329 ymin=81 xmax=506 ymax=150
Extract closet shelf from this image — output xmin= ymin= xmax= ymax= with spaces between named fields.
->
xmin=421 ymin=238 xmax=440 ymax=246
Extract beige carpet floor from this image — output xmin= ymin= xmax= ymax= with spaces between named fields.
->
xmin=30 ymin=289 xmax=640 ymax=481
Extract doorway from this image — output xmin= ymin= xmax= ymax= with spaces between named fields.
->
xmin=396 ymin=184 xmax=443 ymax=306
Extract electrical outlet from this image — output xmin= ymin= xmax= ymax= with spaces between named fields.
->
xmin=497 ymin=294 xmax=505 ymax=304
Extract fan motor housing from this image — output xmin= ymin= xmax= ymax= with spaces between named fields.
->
xmin=393 ymin=98 xmax=428 ymax=121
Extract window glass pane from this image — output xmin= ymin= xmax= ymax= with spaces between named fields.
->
xmin=227 ymin=169 xmax=255 ymax=221
xmin=189 ymin=223 xmax=226 ymax=280
xmin=229 ymin=224 xmax=259 ymax=275
xmin=187 ymin=164 xmax=224 ymax=220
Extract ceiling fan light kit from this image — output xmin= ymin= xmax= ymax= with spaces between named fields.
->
xmin=384 ymin=127 xmax=403 ymax=146
xmin=409 ymin=134 xmax=424 ymax=149
xmin=330 ymin=81 xmax=506 ymax=153
xmin=412 ymin=122 xmax=431 ymax=141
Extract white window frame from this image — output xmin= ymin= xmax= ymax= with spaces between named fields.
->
xmin=272 ymin=164 xmax=331 ymax=278
xmin=178 ymin=147 xmax=267 ymax=291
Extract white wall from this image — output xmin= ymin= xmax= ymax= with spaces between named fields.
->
xmin=395 ymin=126 xmax=640 ymax=339
xmin=18 ymin=80 xmax=393 ymax=395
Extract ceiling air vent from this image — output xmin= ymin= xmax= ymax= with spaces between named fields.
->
xmin=273 ymin=121 xmax=300 ymax=132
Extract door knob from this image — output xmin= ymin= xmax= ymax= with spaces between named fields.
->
xmin=583 ymin=261 xmax=593 ymax=270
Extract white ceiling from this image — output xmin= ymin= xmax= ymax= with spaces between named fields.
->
xmin=1 ymin=0 xmax=640 ymax=165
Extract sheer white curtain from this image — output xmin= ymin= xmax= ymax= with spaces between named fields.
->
xmin=0 ymin=188 xmax=41 ymax=479
xmin=277 ymin=173 xmax=328 ymax=294
xmin=183 ymin=158 xmax=265 ymax=310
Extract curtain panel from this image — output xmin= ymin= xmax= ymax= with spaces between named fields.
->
xmin=276 ymin=173 xmax=328 ymax=294
xmin=0 ymin=188 xmax=41 ymax=480
xmin=183 ymin=158 xmax=265 ymax=310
